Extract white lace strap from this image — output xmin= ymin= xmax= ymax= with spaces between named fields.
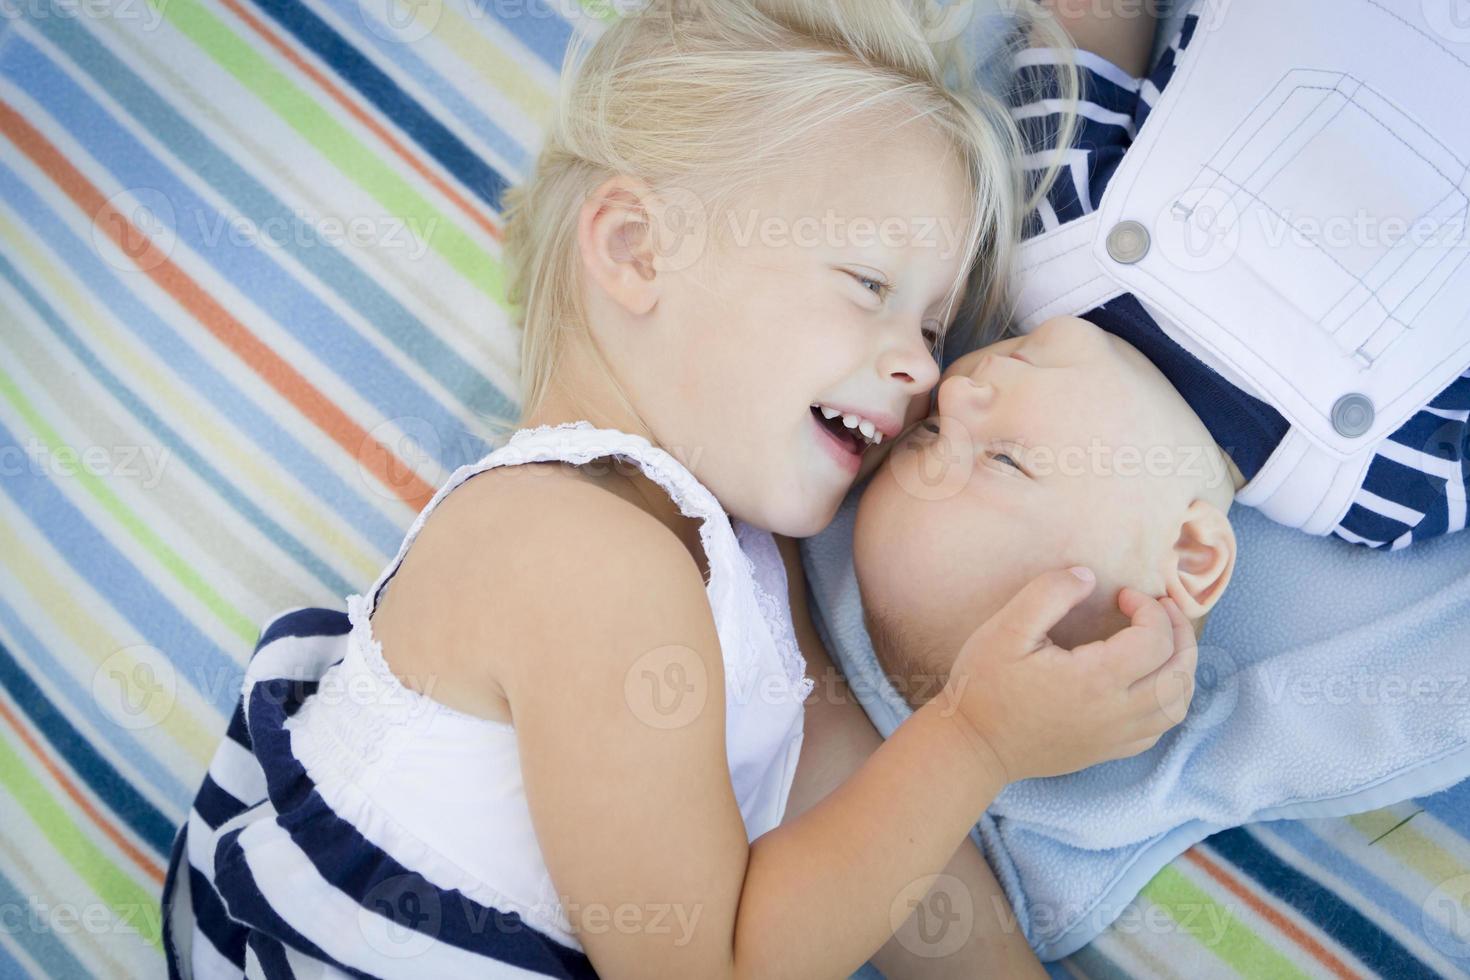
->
xmin=361 ymin=422 xmax=746 ymax=616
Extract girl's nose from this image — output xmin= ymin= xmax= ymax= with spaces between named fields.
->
xmin=876 ymin=334 xmax=942 ymax=393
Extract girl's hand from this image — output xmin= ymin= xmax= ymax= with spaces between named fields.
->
xmin=940 ymin=568 xmax=1197 ymax=784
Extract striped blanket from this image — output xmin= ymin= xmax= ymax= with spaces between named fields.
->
xmin=0 ymin=0 xmax=1465 ymax=976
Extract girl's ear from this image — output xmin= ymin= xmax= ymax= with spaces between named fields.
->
xmin=577 ymin=175 xmax=662 ymax=317
xmin=1164 ymin=499 xmax=1237 ymax=619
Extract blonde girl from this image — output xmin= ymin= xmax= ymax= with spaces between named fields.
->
xmin=162 ymin=2 xmax=1196 ymax=977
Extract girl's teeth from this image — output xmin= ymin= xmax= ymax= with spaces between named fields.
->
xmin=859 ymin=419 xmax=876 ymax=440
xmin=843 ymin=414 xmax=860 ymax=428
xmin=820 ymin=406 xmax=840 ymax=420
xmin=872 ymin=431 xmax=884 ymax=445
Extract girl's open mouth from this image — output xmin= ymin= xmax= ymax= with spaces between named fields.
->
xmin=810 ymin=403 xmax=884 ymax=472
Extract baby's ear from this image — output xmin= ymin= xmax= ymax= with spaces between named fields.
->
xmin=1165 ymin=499 xmax=1236 ymax=619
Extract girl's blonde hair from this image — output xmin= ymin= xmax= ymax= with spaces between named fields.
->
xmin=501 ymin=0 xmax=1078 ymax=416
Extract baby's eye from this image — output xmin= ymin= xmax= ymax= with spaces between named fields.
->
xmin=992 ymin=453 xmax=1021 ymax=470
xmin=847 ymin=270 xmax=892 ymax=300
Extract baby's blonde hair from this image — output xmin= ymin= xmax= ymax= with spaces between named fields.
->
xmin=501 ymin=0 xmax=1078 ymax=416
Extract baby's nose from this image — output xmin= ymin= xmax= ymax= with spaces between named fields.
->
xmin=936 ymin=374 xmax=994 ymax=423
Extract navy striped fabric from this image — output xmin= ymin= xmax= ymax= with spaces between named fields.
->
xmin=160 ymin=609 xmax=598 ymax=979
xmin=1010 ymin=14 xmax=1470 ymax=549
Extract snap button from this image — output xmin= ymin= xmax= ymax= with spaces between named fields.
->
xmin=1106 ymin=220 xmax=1150 ymax=264
xmin=1331 ymin=393 xmax=1375 ymax=438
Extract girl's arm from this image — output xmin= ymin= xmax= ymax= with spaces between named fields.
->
xmin=465 ymin=473 xmax=1187 ymax=979
xmin=778 ymin=537 xmax=1046 ymax=980
xmin=1041 ymin=0 xmax=1158 ymax=77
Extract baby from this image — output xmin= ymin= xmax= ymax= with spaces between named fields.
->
xmin=855 ymin=314 xmax=1237 ymax=703
xmin=854 ymin=0 xmax=1470 ymax=701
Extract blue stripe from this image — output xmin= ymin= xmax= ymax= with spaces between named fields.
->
xmin=0 ymin=867 xmax=91 ymax=979
xmin=194 ymin=773 xmax=251 ymax=830
xmin=0 ymin=933 xmax=32 ymax=980
xmin=162 ymin=818 xmax=251 ymax=975
xmin=256 ymin=607 xmax=351 ymax=649
xmin=1338 ymin=501 xmax=1410 ymax=544
xmin=1429 ymin=374 xmax=1470 ymax=411
xmin=27 ymin=4 xmax=518 ymax=428
xmin=1389 ymin=411 xmax=1467 ymax=465
xmin=244 ymin=0 xmax=511 ymax=212
xmin=1209 ymin=824 xmax=1440 ymax=978
xmin=188 ymin=860 xmax=250 ymax=971
xmin=464 ymin=0 xmax=575 ymax=70
xmin=0 ymin=415 xmax=244 ymax=716
xmin=213 ymin=824 xmax=378 ymax=980
xmin=4 ymin=32 xmax=498 ymax=469
xmin=0 ymin=251 xmax=357 ymax=599
xmin=1417 ymin=777 xmax=1470 ymax=837
xmin=248 ymin=931 xmax=298 ymax=978
xmin=217 ymin=673 xmax=597 ymax=976
xmin=0 ymin=592 xmax=189 ymax=811
xmin=0 ymin=156 xmax=406 ymax=559
xmin=0 ymin=634 xmax=175 ymax=856
xmin=317 ymin=0 xmax=530 ymax=173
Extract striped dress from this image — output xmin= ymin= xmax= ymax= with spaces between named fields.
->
xmin=159 ymin=422 xmax=813 ymax=978
xmin=1009 ymin=13 xmax=1470 ymax=549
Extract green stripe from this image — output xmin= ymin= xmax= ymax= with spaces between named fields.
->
xmin=0 ymin=728 xmax=163 ymax=951
xmin=145 ymin=0 xmax=507 ymax=308
xmin=1141 ymin=865 xmax=1311 ymax=980
xmin=0 ymin=363 xmax=258 ymax=644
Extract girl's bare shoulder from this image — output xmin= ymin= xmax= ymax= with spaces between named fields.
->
xmin=370 ymin=463 xmax=713 ymax=722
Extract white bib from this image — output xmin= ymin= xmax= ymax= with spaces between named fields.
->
xmin=1012 ymin=0 xmax=1470 ymax=533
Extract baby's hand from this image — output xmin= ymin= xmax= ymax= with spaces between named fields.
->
xmin=939 ymin=568 xmax=1197 ymax=784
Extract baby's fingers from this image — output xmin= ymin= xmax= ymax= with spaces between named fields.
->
xmin=1095 ymin=588 xmax=1175 ymax=684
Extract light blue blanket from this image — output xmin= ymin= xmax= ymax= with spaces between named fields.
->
xmin=803 ymin=487 xmax=1470 ymax=961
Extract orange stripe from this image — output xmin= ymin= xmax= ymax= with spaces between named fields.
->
xmin=1183 ymin=847 xmax=1362 ymax=980
xmin=218 ymin=0 xmax=505 ymax=244
xmin=0 ymin=99 xmax=437 ymax=509
xmin=0 ymin=697 xmax=165 ymax=886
